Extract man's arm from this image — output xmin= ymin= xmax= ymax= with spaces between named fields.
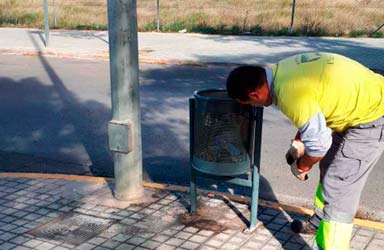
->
xmin=296 ymin=153 xmax=323 ymax=172
xmin=295 ymin=112 xmax=332 ymax=173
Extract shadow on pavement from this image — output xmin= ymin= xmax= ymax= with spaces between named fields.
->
xmin=28 ymin=31 xmax=114 ymax=177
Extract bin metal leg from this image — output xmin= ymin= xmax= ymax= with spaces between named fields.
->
xmin=249 ymin=164 xmax=259 ymax=230
xmin=190 ymin=167 xmax=197 ymax=213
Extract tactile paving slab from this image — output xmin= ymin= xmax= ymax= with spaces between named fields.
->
xmin=28 ymin=212 xmax=114 ymax=245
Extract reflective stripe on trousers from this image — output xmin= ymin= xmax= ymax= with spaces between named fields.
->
xmin=313 ymin=184 xmax=353 ymax=250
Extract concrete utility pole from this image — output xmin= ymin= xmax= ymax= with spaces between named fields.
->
xmin=107 ymin=0 xmax=144 ymax=201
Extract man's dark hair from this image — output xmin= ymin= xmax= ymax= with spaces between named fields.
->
xmin=226 ymin=65 xmax=266 ymax=101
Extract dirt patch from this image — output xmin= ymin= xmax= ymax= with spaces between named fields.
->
xmin=178 ymin=205 xmax=247 ymax=233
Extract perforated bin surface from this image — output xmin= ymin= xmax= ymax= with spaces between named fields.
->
xmin=192 ymin=89 xmax=252 ymax=176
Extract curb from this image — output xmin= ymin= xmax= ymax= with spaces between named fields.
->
xmin=1 ymin=172 xmax=383 ymax=231
xmin=0 ymin=48 xmax=247 ymax=67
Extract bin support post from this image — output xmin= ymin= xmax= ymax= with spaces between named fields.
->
xmin=189 ymin=98 xmax=197 ymax=212
xmin=107 ymin=0 xmax=143 ymax=201
xmin=248 ymin=107 xmax=263 ymax=231
xmin=190 ymin=168 xmax=197 ymax=212
xmin=249 ymin=164 xmax=259 ymax=230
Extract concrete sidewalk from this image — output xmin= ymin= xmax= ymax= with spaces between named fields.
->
xmin=0 ymin=28 xmax=383 ymax=69
xmin=0 ymin=175 xmax=383 ymax=250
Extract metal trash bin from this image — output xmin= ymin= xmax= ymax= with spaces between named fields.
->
xmin=192 ymin=89 xmax=252 ymax=176
xmin=189 ymin=88 xmax=264 ymax=231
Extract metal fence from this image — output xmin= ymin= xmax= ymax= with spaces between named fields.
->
xmin=40 ymin=0 xmax=383 ymax=37
xmin=137 ymin=0 xmax=384 ymax=36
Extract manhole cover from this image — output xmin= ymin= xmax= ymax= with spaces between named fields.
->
xmin=28 ymin=213 xmax=114 ymax=245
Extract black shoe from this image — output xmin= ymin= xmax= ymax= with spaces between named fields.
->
xmin=291 ymin=219 xmax=318 ymax=234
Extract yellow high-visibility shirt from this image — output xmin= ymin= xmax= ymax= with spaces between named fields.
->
xmin=272 ymin=52 xmax=384 ymax=132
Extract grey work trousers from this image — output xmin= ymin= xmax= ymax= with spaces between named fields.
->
xmin=315 ymin=116 xmax=384 ymax=223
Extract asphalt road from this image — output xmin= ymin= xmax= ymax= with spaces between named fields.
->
xmin=1 ymin=54 xmax=383 ymax=220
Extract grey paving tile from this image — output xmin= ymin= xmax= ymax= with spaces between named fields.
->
xmin=366 ymin=238 xmax=384 ymax=247
xmin=114 ymin=243 xmax=135 ymax=250
xmin=101 ymin=239 xmax=121 ymax=249
xmin=140 ymin=239 xmax=162 ymax=249
xmin=198 ymin=230 xmax=215 ymax=237
xmin=11 ymin=226 xmax=30 ymax=234
xmin=11 ymin=246 xmax=31 ymax=250
xmin=129 ymin=213 xmax=146 ymax=220
xmin=180 ymin=241 xmax=200 ymax=249
xmin=51 ymin=246 xmax=70 ymax=250
xmin=375 ymin=231 xmax=384 ymax=240
xmin=274 ymin=231 xmax=293 ymax=241
xmin=260 ymin=245 xmax=282 ymax=250
xmin=219 ymin=243 xmax=238 ymax=250
xmin=265 ymin=222 xmax=284 ymax=232
xmin=126 ymin=236 xmax=146 ymax=245
xmin=272 ymin=217 xmax=289 ymax=225
xmin=11 ymin=218 xmax=30 ymax=227
xmin=171 ymin=224 xmax=185 ymax=231
xmin=174 ymin=231 xmax=193 ymax=240
xmin=0 ymin=232 xmax=18 ymax=241
xmin=1 ymin=223 xmax=18 ymax=231
xmin=35 ymin=208 xmax=52 ymax=216
xmin=120 ymin=217 xmax=137 ymax=225
xmin=198 ymin=246 xmax=216 ymax=250
xmin=61 ymin=243 xmax=76 ymax=249
xmin=183 ymin=227 xmax=199 ymax=234
xmin=1 ymin=216 xmax=17 ymax=223
xmin=112 ymin=234 xmax=131 ymax=242
xmin=205 ymin=239 xmax=223 ymax=248
xmin=23 ymin=239 xmax=45 ymax=248
xmin=1 ymin=208 xmax=18 ymax=215
xmin=188 ymin=234 xmax=208 ymax=243
xmin=352 ymin=234 xmax=372 ymax=243
xmin=92 ymin=247 xmax=110 ymax=250
xmin=156 ymin=244 xmax=176 ymax=250
xmin=34 ymin=242 xmax=57 ymax=250
xmin=23 ymin=206 xmax=40 ymax=213
xmin=148 ymin=204 xmax=163 ymax=210
xmin=151 ymin=234 xmax=170 ymax=243
xmin=88 ymin=237 xmax=108 ymax=245
xmin=165 ymin=237 xmax=184 ymax=247
xmin=74 ymin=243 xmax=96 ymax=250
xmin=10 ymin=235 xmax=32 ymax=245
xmin=0 ymin=242 xmax=17 ymax=250
xmin=211 ymin=233 xmax=232 ymax=242
xmin=283 ymin=242 xmax=303 ymax=250
xmin=243 ymin=240 xmax=264 ymax=249
xmin=23 ymin=221 xmax=41 ymax=229
xmin=258 ymin=214 xmax=274 ymax=223
xmin=24 ymin=213 xmax=41 ymax=221
xmin=162 ymin=229 xmax=179 ymax=237
xmin=267 ymin=238 xmax=283 ymax=247
xmin=356 ymin=228 xmax=376 ymax=237
xmin=116 ymin=210 xmax=132 ymax=217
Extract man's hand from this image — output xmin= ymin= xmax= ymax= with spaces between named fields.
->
xmin=287 ymin=140 xmax=305 ymax=159
xmin=286 ymin=140 xmax=308 ymax=181
xmin=290 ymin=160 xmax=308 ymax=181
